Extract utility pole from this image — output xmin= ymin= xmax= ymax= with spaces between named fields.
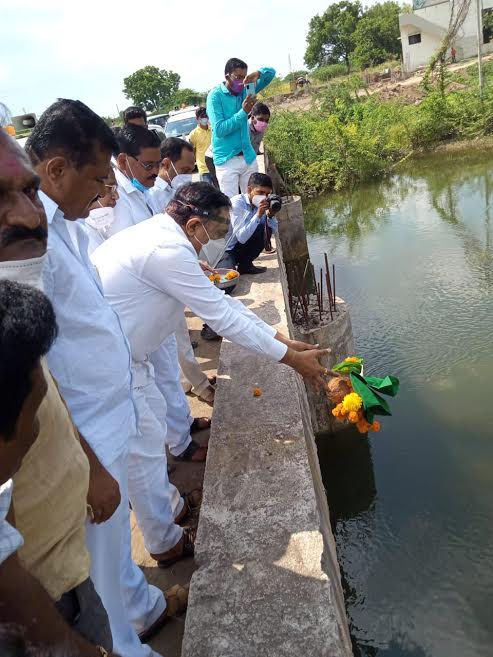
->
xmin=476 ymin=0 xmax=484 ymax=98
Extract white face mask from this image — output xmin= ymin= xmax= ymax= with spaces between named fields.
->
xmin=0 ymin=253 xmax=47 ymax=291
xmin=86 ymin=205 xmax=116 ymax=230
xmin=252 ymin=194 xmax=267 ymax=208
xmin=171 ymin=173 xmax=194 ymax=191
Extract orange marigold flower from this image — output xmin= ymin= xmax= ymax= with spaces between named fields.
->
xmin=345 ymin=356 xmax=360 ymax=363
xmin=371 ymin=420 xmax=381 ymax=432
xmin=253 ymin=387 xmax=262 ymax=397
xmin=348 ymin=411 xmax=360 ymax=423
xmin=225 ymin=270 xmax=239 ymax=280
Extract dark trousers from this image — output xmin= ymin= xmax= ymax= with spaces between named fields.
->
xmin=226 ymin=223 xmax=266 ymax=273
xmin=55 ymin=577 xmax=112 ymax=651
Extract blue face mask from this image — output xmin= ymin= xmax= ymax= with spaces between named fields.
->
xmin=131 ymin=177 xmax=147 ymax=193
xmin=126 ymin=156 xmax=148 ymax=193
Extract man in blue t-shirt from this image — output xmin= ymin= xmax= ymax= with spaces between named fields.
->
xmin=207 ymin=57 xmax=275 ymax=198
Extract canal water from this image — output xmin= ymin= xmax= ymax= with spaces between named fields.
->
xmin=305 ymin=149 xmax=493 ymax=657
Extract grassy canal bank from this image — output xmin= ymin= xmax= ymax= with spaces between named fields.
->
xmin=264 ymin=60 xmax=493 ymax=196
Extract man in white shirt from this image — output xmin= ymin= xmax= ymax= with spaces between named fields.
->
xmin=93 ymin=128 xmax=210 ymax=461
xmin=26 ymin=100 xmax=187 ymax=657
xmin=105 ymin=124 xmax=161 ymax=238
xmin=92 ymin=182 xmax=329 ymax=562
xmin=146 ymin=137 xmax=195 ymax=216
xmin=147 ymin=138 xmax=216 ymax=407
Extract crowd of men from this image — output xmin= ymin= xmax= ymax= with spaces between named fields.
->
xmin=0 ymin=56 xmax=328 ymax=657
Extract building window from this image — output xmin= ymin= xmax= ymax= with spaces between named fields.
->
xmin=409 ymin=33 xmax=422 ymax=45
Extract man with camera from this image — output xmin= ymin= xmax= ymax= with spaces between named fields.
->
xmin=218 ymin=172 xmax=281 ymax=275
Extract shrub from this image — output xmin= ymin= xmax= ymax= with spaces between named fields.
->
xmin=311 ymin=64 xmax=349 ymax=82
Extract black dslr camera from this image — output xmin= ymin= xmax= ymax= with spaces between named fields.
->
xmin=267 ymin=194 xmax=283 ymax=213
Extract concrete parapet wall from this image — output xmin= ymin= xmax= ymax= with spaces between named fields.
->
xmin=182 ymin=254 xmax=352 ymax=657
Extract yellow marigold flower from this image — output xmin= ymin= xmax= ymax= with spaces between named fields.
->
xmin=342 ymin=392 xmax=363 ymax=413
xmin=225 ymin=270 xmax=239 ymax=280
xmin=345 ymin=356 xmax=360 ymax=363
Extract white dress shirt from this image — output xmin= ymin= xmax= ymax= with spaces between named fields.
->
xmin=92 ymin=214 xmax=288 ymax=365
xmin=0 ymin=480 xmax=23 ymax=565
xmin=146 ymin=177 xmax=174 ymax=216
xmin=41 ymin=191 xmax=138 ymax=468
xmin=104 ymin=168 xmax=154 ymax=238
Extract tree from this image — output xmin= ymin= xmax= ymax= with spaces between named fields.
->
xmin=304 ymin=1 xmax=362 ymax=71
xmin=165 ymin=88 xmax=206 ymax=111
xmin=352 ymin=2 xmax=402 ymax=69
xmin=123 ymin=66 xmax=180 ymax=112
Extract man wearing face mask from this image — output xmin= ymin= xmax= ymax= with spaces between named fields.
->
xmin=207 ymin=57 xmax=275 ymax=198
xmin=146 ymin=138 xmax=195 ymax=216
xmin=218 ymin=172 xmax=280 ymax=275
xmin=249 ymin=102 xmax=271 ymax=156
xmin=83 ymin=166 xmax=119 ymax=255
xmin=188 ymin=108 xmax=212 ymax=184
xmin=0 ymin=131 xmax=117 ymax=656
xmin=26 ymin=101 xmax=182 ymax=657
xmin=92 ymin=182 xmax=329 ymax=562
xmin=104 ymin=124 xmax=161 ymax=238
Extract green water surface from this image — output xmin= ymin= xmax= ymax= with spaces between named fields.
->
xmin=305 ymin=149 xmax=493 ymax=657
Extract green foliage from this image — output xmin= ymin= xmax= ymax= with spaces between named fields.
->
xmin=304 ymin=1 xmax=362 ymax=69
xmin=311 ymin=63 xmax=349 ymax=81
xmin=283 ymin=70 xmax=310 ymax=82
xmin=352 ymin=2 xmax=402 ymax=69
xmin=123 ymin=66 xmax=180 ymax=112
xmin=162 ymin=88 xmax=206 ymax=112
xmin=265 ymin=82 xmax=493 ymax=195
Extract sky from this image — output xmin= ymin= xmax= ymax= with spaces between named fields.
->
xmin=0 ymin=0 xmax=333 ymax=120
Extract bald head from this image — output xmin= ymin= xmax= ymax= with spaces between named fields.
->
xmin=0 ymin=132 xmax=48 ymax=261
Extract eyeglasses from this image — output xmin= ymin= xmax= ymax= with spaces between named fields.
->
xmin=131 ymin=156 xmax=161 ymax=172
xmin=104 ymin=184 xmax=117 ymax=193
xmin=227 ymin=73 xmax=245 ymax=81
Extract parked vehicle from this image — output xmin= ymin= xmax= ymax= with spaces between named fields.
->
xmin=164 ymin=106 xmax=198 ymax=140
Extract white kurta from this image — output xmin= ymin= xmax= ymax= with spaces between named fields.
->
xmin=92 ymin=213 xmax=287 ymax=368
xmin=40 ymin=192 xmax=164 ymax=657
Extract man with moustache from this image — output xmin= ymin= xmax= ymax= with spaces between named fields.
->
xmin=103 ymin=125 xmax=161 ymax=237
xmin=26 ymin=101 xmax=186 ymax=657
xmin=0 ymin=131 xmax=115 ymax=656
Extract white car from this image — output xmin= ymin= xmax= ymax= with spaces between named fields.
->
xmin=164 ymin=107 xmax=198 ymax=140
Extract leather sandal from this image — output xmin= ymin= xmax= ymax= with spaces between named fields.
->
xmin=138 ymin=583 xmax=189 ymax=643
xmin=155 ymin=527 xmax=197 ymax=569
xmin=174 ymin=488 xmax=203 ymax=525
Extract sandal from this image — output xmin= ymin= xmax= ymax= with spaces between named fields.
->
xmin=138 ymin=584 xmax=189 ymax=643
xmin=175 ymin=488 xmax=203 ymax=525
xmin=174 ymin=439 xmax=208 ymax=462
xmin=191 ymin=417 xmax=211 ymax=433
xmin=156 ymin=527 xmax=197 ymax=569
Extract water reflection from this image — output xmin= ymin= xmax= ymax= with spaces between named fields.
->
xmin=307 ymin=150 xmax=493 ymax=657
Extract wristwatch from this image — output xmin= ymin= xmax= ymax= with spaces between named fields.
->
xmin=97 ymin=647 xmax=109 ymax=657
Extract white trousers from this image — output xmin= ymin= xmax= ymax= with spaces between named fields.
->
xmin=129 ymin=374 xmax=184 ymax=556
xmin=216 ymin=156 xmax=259 ymax=198
xmin=85 ymin=451 xmax=165 ymax=657
xmin=150 ymin=335 xmax=192 ymax=457
xmin=175 ymin=314 xmax=209 ymax=396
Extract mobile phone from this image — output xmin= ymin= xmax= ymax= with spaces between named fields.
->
xmin=245 ymin=82 xmax=256 ymax=97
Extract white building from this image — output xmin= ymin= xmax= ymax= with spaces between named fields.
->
xmin=399 ymin=0 xmax=493 ymax=73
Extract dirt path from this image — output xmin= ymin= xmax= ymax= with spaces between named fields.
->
xmin=273 ymin=53 xmax=493 ymax=111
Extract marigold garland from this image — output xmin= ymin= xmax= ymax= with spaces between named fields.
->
xmin=327 ymin=355 xmax=399 ymax=434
